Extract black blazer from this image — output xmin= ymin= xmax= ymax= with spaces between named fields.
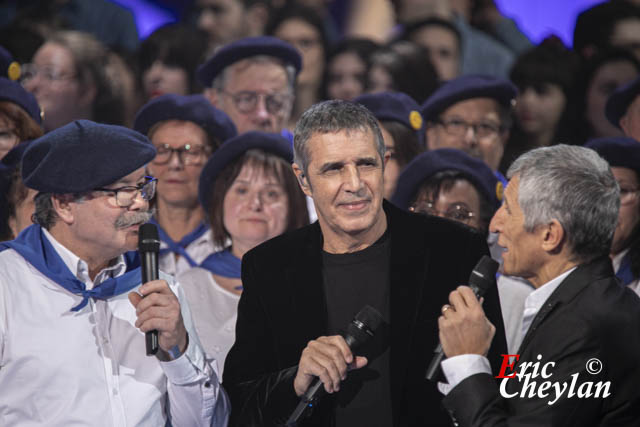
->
xmin=223 ymin=201 xmax=507 ymax=426
xmin=442 ymin=257 xmax=640 ymax=427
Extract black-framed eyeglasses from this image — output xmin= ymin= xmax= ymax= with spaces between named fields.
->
xmin=410 ymin=201 xmax=475 ymax=223
xmin=94 ymin=176 xmax=157 ymax=207
xmin=152 ymin=143 xmax=211 ymax=166
xmin=435 ymin=118 xmax=503 ymax=138
xmin=219 ymin=90 xmax=293 ymax=115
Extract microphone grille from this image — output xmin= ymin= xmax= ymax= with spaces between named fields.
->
xmin=138 ymin=223 xmax=160 ymax=252
xmin=354 ymin=305 xmax=384 ymax=333
xmin=469 ymin=255 xmax=499 ymax=294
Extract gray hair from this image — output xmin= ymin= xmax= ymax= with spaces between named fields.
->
xmin=293 ymin=100 xmax=386 ymax=175
xmin=211 ymin=55 xmax=297 ymax=93
xmin=32 ymin=192 xmax=85 ymax=230
xmin=507 ymin=144 xmax=619 ymax=262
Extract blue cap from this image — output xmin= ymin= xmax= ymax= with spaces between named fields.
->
xmin=0 ymin=45 xmax=20 ymax=81
xmin=133 ymin=94 xmax=237 ymax=145
xmin=22 ymin=120 xmax=156 ymax=193
xmin=585 ymin=136 xmax=640 ymax=173
xmin=198 ymin=131 xmax=293 ymax=209
xmin=391 ymin=148 xmax=502 ymax=210
xmin=421 ymin=75 xmax=517 ymax=122
xmin=196 ymin=36 xmax=302 ymax=87
xmin=354 ymin=91 xmax=425 ymax=143
xmin=0 ymin=77 xmax=42 ymax=125
xmin=605 ymin=76 xmax=640 ymax=128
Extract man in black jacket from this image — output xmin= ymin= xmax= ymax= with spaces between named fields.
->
xmin=439 ymin=144 xmax=640 ymax=426
xmin=223 ymin=100 xmax=507 ymax=426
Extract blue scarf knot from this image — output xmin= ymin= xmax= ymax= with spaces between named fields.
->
xmin=150 ymin=219 xmax=209 ymax=267
xmin=200 ymin=249 xmax=243 ymax=290
xmin=0 ymin=225 xmax=142 ymax=311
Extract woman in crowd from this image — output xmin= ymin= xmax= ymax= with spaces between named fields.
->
xmin=136 ymin=24 xmax=209 ymax=103
xmin=133 ymin=94 xmax=237 ymax=276
xmin=500 ymin=37 xmax=580 ymax=172
xmin=267 ymin=4 xmax=328 ymax=127
xmin=178 ymin=131 xmax=309 ymax=372
xmin=354 ymin=91 xmax=425 ymax=199
xmin=586 ymin=136 xmax=640 ymax=296
xmin=319 ymin=37 xmax=379 ymax=101
xmin=21 ymin=30 xmax=127 ymax=131
xmin=0 ymin=77 xmax=43 ymax=241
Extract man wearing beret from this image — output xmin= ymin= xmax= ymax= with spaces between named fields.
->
xmin=422 ymin=74 xmax=517 ymax=184
xmin=197 ymin=36 xmax=301 ymax=136
xmin=134 ymin=93 xmax=237 ymax=277
xmin=0 ymin=120 xmax=229 ymax=426
xmin=606 ymin=75 xmax=640 ymax=140
xmin=223 ymin=100 xmax=507 ymax=426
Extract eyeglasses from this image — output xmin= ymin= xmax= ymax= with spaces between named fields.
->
xmin=94 ymin=176 xmax=157 ymax=207
xmin=220 ymin=90 xmax=292 ymax=115
xmin=152 ymin=143 xmax=211 ymax=166
xmin=434 ymin=118 xmax=503 ymax=138
xmin=19 ymin=63 xmax=77 ymax=85
xmin=409 ymin=201 xmax=475 ymax=223
xmin=620 ymin=187 xmax=640 ymax=205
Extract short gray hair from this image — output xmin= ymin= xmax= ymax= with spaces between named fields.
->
xmin=211 ymin=55 xmax=297 ymax=93
xmin=507 ymin=144 xmax=619 ymax=262
xmin=293 ymin=100 xmax=386 ymax=174
xmin=32 ymin=192 xmax=85 ymax=230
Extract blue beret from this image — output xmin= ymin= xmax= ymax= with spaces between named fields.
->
xmin=133 ymin=94 xmax=237 ymax=145
xmin=198 ymin=131 xmax=293 ymax=209
xmin=354 ymin=91 xmax=425 ymax=143
xmin=22 ymin=120 xmax=156 ymax=193
xmin=196 ymin=36 xmax=302 ymax=87
xmin=605 ymin=76 xmax=640 ymax=129
xmin=585 ymin=136 xmax=640 ymax=173
xmin=0 ymin=46 xmax=20 ymax=81
xmin=421 ymin=75 xmax=517 ymax=122
xmin=391 ymin=148 xmax=501 ymax=210
xmin=0 ymin=77 xmax=42 ymax=125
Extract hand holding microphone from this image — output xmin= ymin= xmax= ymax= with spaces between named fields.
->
xmin=129 ymin=223 xmax=188 ymax=359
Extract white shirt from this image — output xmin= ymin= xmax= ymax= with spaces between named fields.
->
xmin=0 ymin=230 xmax=230 ymax=426
xmin=159 ymin=229 xmax=218 ymax=277
xmin=612 ymin=249 xmax=640 ymax=297
xmin=178 ymin=267 xmax=240 ymax=376
xmin=439 ymin=267 xmax=576 ymax=395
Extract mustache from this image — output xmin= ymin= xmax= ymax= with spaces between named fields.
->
xmin=114 ymin=209 xmax=155 ymax=229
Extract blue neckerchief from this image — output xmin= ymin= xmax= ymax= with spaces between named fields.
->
xmin=150 ymin=218 xmax=208 ymax=267
xmin=616 ymin=251 xmax=636 ymax=286
xmin=200 ymin=249 xmax=243 ymax=290
xmin=0 ymin=224 xmax=141 ymax=312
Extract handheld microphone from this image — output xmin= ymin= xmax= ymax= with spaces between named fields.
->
xmin=425 ymin=255 xmax=499 ymax=381
xmin=139 ymin=223 xmax=160 ymax=356
xmin=286 ymin=305 xmax=385 ymax=426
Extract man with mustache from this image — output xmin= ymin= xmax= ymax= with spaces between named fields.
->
xmin=223 ymin=100 xmax=507 ymax=426
xmin=0 ymin=120 xmax=229 ymax=426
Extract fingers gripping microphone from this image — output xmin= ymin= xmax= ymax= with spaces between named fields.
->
xmin=425 ymin=255 xmax=499 ymax=381
xmin=139 ymin=223 xmax=160 ymax=356
xmin=286 ymin=305 xmax=385 ymax=426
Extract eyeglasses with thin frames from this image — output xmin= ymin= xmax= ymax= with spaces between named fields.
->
xmin=435 ymin=118 xmax=503 ymax=138
xmin=19 ymin=63 xmax=77 ymax=85
xmin=409 ymin=201 xmax=476 ymax=223
xmin=152 ymin=143 xmax=211 ymax=166
xmin=219 ymin=90 xmax=293 ymax=115
xmin=93 ymin=176 xmax=157 ymax=207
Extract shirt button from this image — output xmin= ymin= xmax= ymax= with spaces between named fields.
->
xmin=224 ymin=325 xmax=233 ymax=332
xmin=213 ymin=345 xmax=221 ymax=353
xmin=113 ymin=389 xmax=118 ymax=396
xmin=204 ymin=381 xmax=211 ymax=388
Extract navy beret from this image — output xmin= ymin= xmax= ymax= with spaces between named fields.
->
xmin=196 ymin=36 xmax=302 ymax=87
xmin=585 ymin=136 xmax=640 ymax=173
xmin=198 ymin=131 xmax=293 ymax=209
xmin=0 ymin=77 xmax=42 ymax=125
xmin=391 ymin=148 xmax=502 ymax=210
xmin=0 ymin=45 xmax=20 ymax=81
xmin=354 ymin=91 xmax=425 ymax=143
xmin=133 ymin=94 xmax=237 ymax=145
xmin=22 ymin=120 xmax=156 ymax=193
xmin=421 ymin=75 xmax=517 ymax=122
xmin=605 ymin=76 xmax=640 ymax=128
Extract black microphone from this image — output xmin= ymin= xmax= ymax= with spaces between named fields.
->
xmin=139 ymin=223 xmax=160 ymax=356
xmin=286 ymin=305 xmax=385 ymax=426
xmin=425 ymin=255 xmax=499 ymax=381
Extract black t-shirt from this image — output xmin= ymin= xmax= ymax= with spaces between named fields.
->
xmin=321 ymin=231 xmax=392 ymax=427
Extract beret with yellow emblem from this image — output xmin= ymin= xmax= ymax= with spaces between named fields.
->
xmin=354 ymin=91 xmax=425 ymax=146
xmin=0 ymin=45 xmax=21 ymax=81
